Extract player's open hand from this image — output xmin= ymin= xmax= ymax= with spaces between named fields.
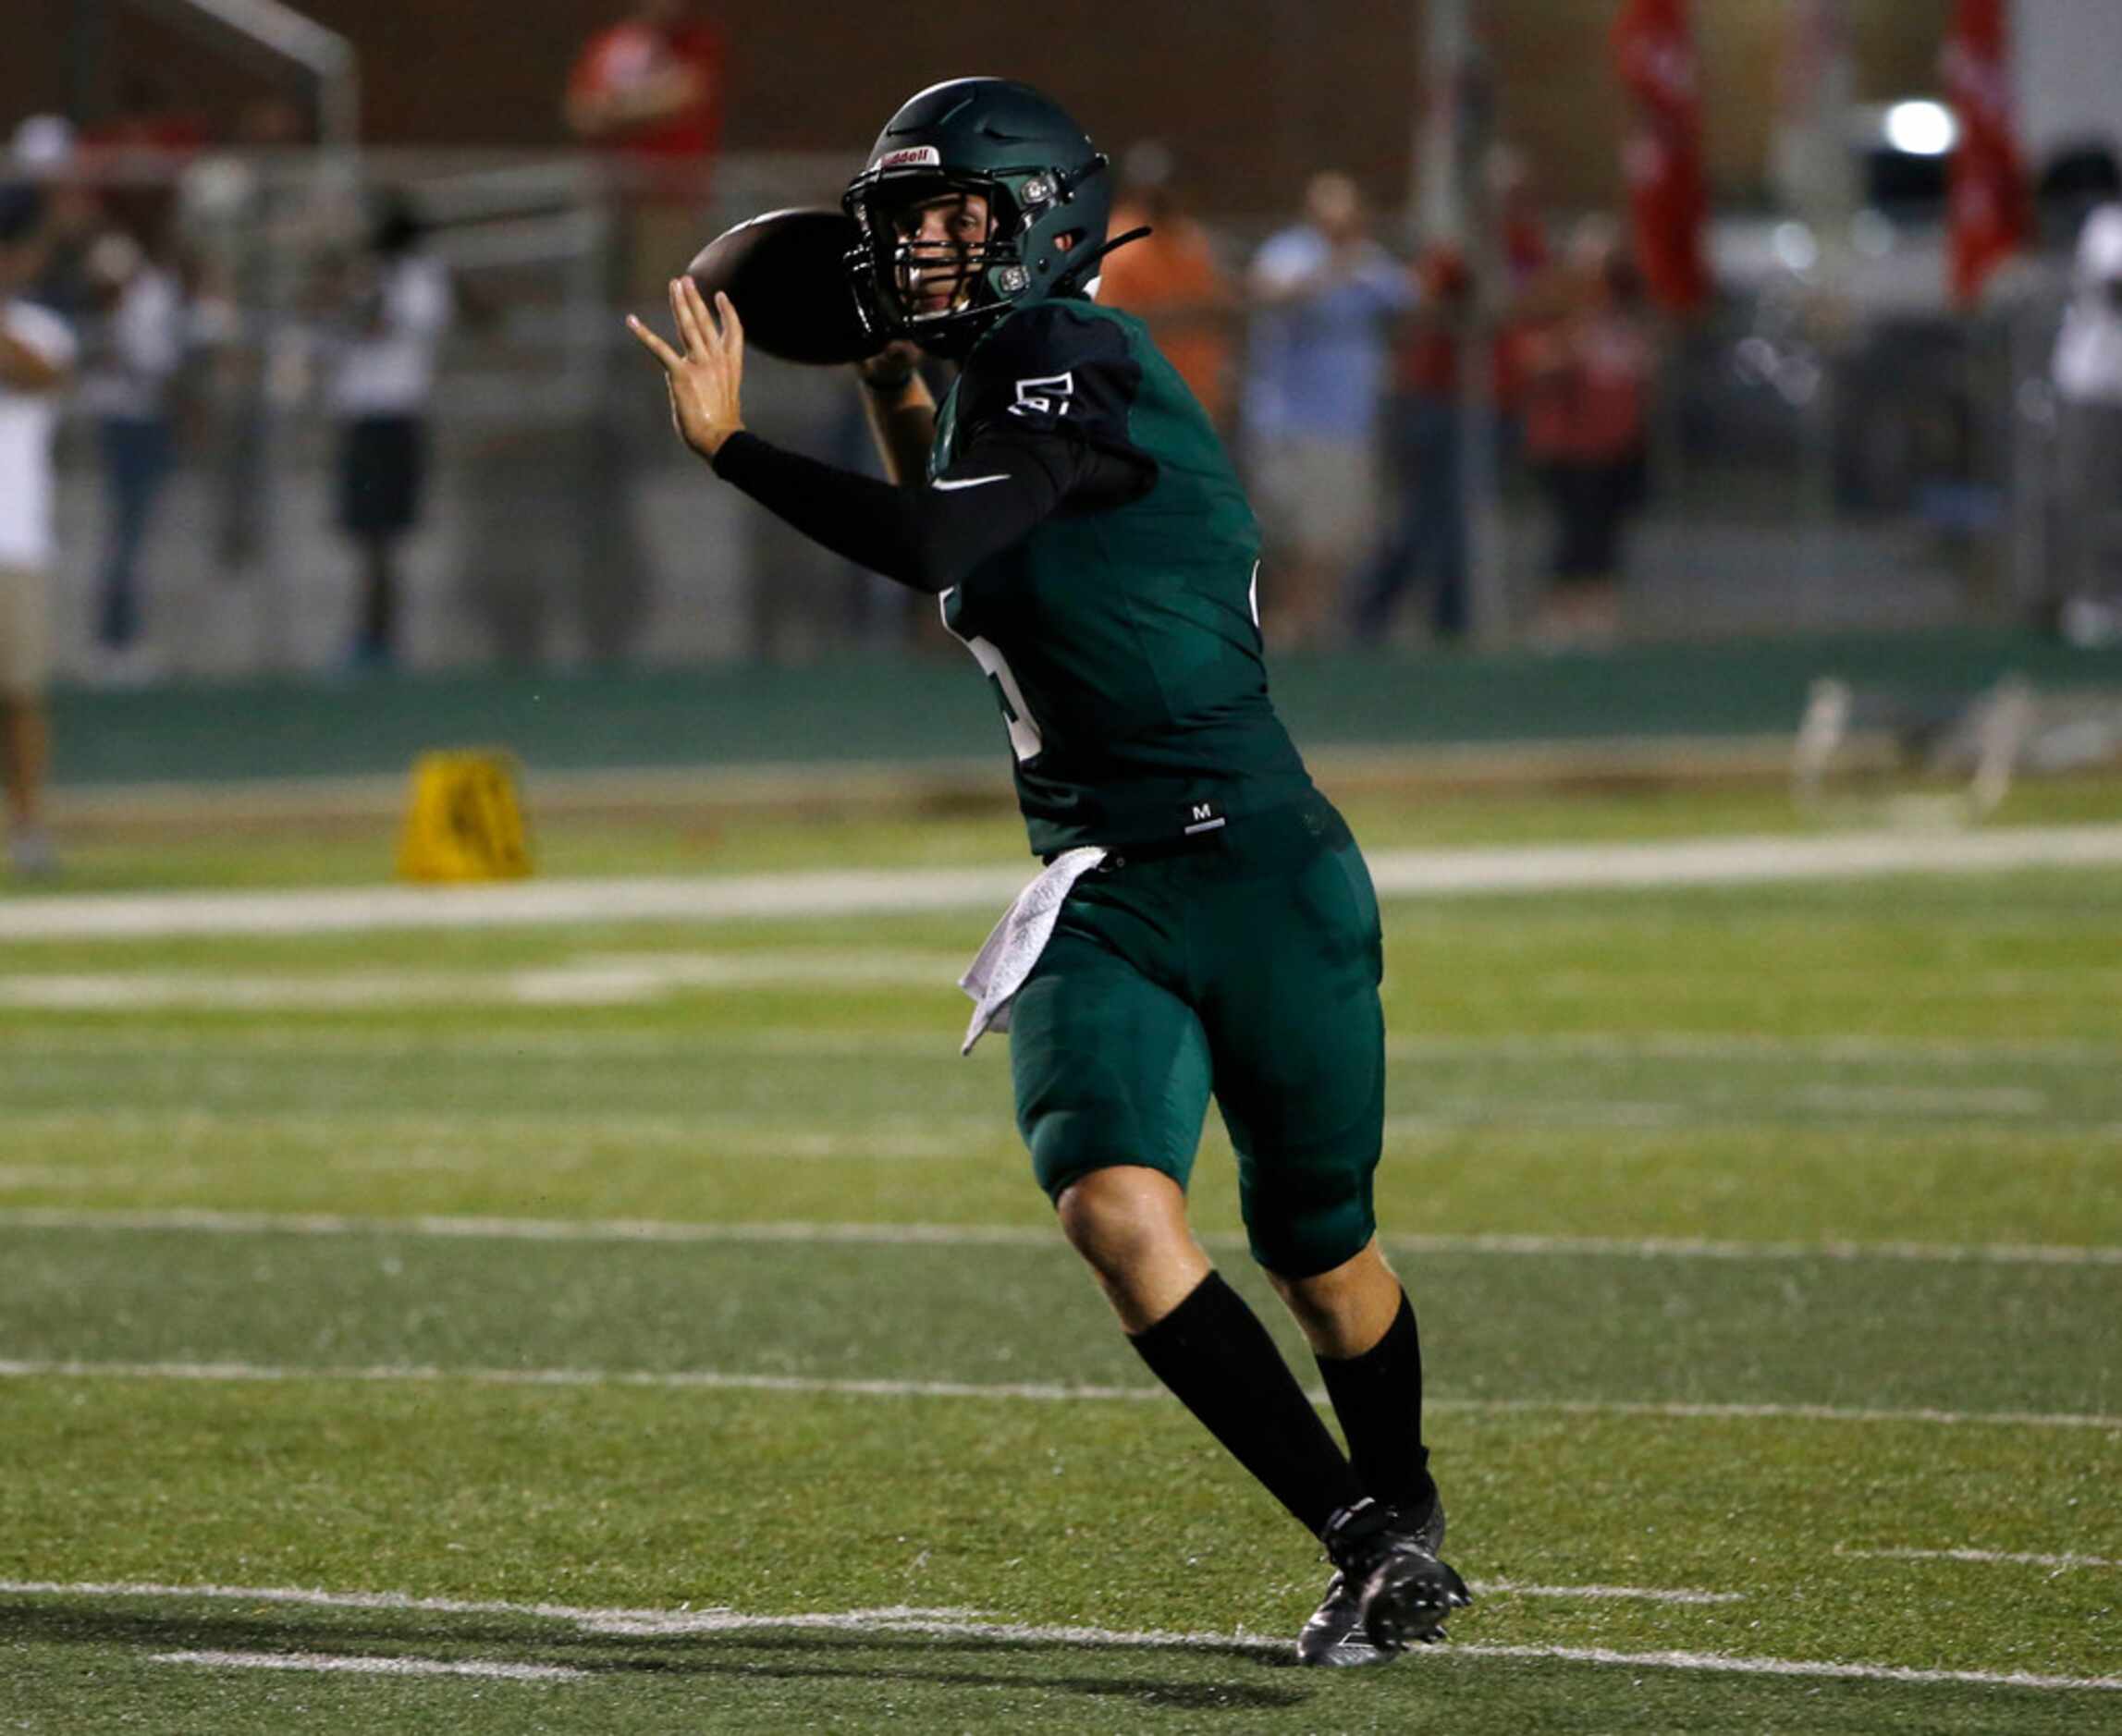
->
xmin=629 ymin=277 xmax=745 ymax=461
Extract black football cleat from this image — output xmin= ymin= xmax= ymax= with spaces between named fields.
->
xmin=1296 ymin=1494 xmax=1469 ymax=1666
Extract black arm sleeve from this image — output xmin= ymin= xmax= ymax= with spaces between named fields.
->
xmin=710 ymin=425 xmax=1135 ymax=595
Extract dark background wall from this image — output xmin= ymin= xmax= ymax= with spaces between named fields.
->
xmin=6 ymin=1 xmax=1951 ymax=217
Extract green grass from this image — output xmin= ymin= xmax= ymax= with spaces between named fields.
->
xmin=1 ymin=785 xmax=2118 ymax=1730
xmin=18 ymin=765 xmax=2121 ymax=893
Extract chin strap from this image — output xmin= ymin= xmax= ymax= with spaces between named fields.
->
xmin=1053 ymin=226 xmax=1152 ymax=295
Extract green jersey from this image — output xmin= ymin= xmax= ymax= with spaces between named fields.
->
xmin=930 ymin=300 xmax=1313 ymax=855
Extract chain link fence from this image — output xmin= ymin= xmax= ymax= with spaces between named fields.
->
xmin=20 ymin=146 xmax=2093 ymax=681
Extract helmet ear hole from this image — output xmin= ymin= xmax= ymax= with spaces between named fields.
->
xmin=1055 ymin=227 xmax=1086 ymax=253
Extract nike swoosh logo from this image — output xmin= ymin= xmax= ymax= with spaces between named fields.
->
xmin=932 ymin=475 xmax=1010 ymax=492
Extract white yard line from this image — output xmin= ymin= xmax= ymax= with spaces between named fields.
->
xmin=6 ymin=825 xmax=2121 ymax=940
xmin=1387 ymin=1102 xmax=1694 ymax=1132
xmin=0 ymin=1358 xmax=1161 ymax=1404
xmin=1 ymin=1115 xmax=988 ymax=1162
xmin=1447 ymin=1395 xmax=2122 ymax=1432
xmin=1475 ymin=1580 xmax=1742 ymax=1605
xmin=0 ymin=952 xmax=964 ymax=1010
xmin=1797 ymin=1085 xmax=2050 ymax=1117
xmin=1839 ymin=1547 xmax=2119 ymax=1571
xmin=1453 ymin=1643 xmax=2122 ymax=1694
xmin=1387 ymin=1230 xmax=2122 ymax=1267
xmin=6 ymin=1581 xmax=2116 ymax=1693
xmin=0 ymin=1207 xmax=1055 ymax=1247
xmin=153 ymin=1650 xmax=585 ymax=1681
xmin=0 ymin=1168 xmax=147 ymax=1191
xmin=0 ymin=1358 xmax=2113 ymax=1431
xmin=5 ymin=1205 xmax=2117 ymax=1267
xmin=0 ymin=864 xmax=1031 ymax=940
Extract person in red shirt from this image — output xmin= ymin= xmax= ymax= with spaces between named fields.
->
xmin=1351 ymin=196 xmax=1547 ymax=646
xmin=1521 ymin=219 xmax=1654 ymax=650
xmin=565 ymin=0 xmax=726 ymax=189
xmin=565 ymin=1 xmax=728 ymax=664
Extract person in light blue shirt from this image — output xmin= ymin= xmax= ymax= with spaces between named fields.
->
xmin=1242 ymin=173 xmax=1415 ymax=650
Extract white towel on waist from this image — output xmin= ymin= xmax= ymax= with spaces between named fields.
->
xmin=957 ymin=846 xmax=1108 ymax=1055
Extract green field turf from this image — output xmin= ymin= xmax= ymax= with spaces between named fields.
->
xmin=18 ymin=764 xmax=2122 ymax=894
xmin=1 ymin=801 xmax=2117 ymax=1730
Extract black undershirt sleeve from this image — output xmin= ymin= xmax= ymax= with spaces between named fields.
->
xmin=709 ymin=425 xmax=1137 ymax=595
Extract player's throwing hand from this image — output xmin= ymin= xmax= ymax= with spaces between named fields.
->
xmin=628 ymin=277 xmax=745 ymax=460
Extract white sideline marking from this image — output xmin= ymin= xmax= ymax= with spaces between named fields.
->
xmin=5 ymin=1206 xmax=2118 ymax=1267
xmin=1840 ymin=1547 xmax=2119 ymax=1571
xmin=6 ymin=825 xmax=2120 ymax=939
xmin=6 ymin=1582 xmax=2118 ymax=1693
xmin=153 ymin=1650 xmax=584 ymax=1681
xmin=0 ymin=1358 xmax=2113 ymax=1431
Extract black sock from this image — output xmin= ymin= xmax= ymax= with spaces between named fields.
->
xmin=1128 ymin=1271 xmax=1364 ymax=1537
xmin=1315 ymin=1289 xmax=1437 ymax=1515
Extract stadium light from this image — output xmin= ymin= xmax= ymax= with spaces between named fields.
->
xmin=1883 ymin=100 xmax=1958 ymax=157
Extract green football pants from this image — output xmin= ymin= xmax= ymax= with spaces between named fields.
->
xmin=1006 ymin=792 xmax=1386 ymax=1278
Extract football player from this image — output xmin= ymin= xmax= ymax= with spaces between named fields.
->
xmin=628 ymin=77 xmax=1468 ymax=1664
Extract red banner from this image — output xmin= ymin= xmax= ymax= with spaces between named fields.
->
xmin=1941 ymin=0 xmax=2030 ymax=306
xmin=1612 ymin=0 xmax=1712 ymax=315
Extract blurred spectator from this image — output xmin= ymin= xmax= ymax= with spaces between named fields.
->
xmin=324 ymin=197 xmax=452 ymax=670
xmin=78 ymin=228 xmax=186 ymax=681
xmin=179 ymin=96 xmax=313 ymax=574
xmin=1353 ymin=165 xmax=1549 ymax=646
xmin=78 ymin=75 xmax=212 ymax=157
xmin=1099 ymin=142 xmax=1239 ymax=426
xmin=1522 ymin=219 xmax=1654 ymax=651
xmin=78 ymin=75 xmax=209 ymax=260
xmin=9 ymin=116 xmax=75 ymax=177
xmin=2049 ymin=202 xmax=2122 ymax=646
xmin=565 ymin=3 xmax=724 ymax=665
xmin=8 ymin=116 xmax=103 ymax=319
xmin=566 ymin=0 xmax=725 ymax=173
xmin=0 ymin=189 xmax=77 ymax=876
xmin=567 ymin=0 xmax=726 ymax=293
xmin=1242 ymin=172 xmax=1414 ymax=650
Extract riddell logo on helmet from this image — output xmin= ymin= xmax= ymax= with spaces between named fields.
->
xmin=876 ymin=146 xmax=942 ymax=169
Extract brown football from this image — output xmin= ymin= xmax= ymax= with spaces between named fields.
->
xmin=684 ymin=207 xmax=877 ymax=365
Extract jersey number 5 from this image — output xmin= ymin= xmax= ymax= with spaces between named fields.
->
xmin=1008 ymin=372 xmax=1074 ymax=421
xmin=939 ymin=593 xmax=1044 ymax=763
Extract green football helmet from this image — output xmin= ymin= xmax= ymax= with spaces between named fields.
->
xmin=843 ymin=78 xmax=1112 ymax=356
